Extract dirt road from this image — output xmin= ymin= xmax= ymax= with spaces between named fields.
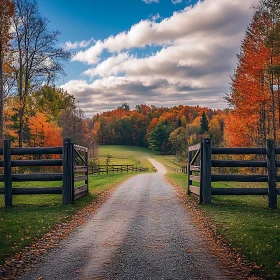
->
xmin=23 ymin=158 xmax=232 ymax=280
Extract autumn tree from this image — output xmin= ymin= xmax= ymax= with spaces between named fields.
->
xmin=0 ymin=0 xmax=14 ymax=145
xmin=226 ymin=0 xmax=280 ymax=147
xmin=10 ymin=0 xmax=71 ymax=146
xmin=169 ymin=127 xmax=189 ymax=158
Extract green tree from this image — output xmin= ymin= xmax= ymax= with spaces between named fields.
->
xmin=169 ymin=127 xmax=189 ymax=159
xmin=148 ymin=122 xmax=171 ymax=154
xmin=11 ymin=0 xmax=71 ymax=146
xmin=200 ymin=112 xmax=209 ymax=134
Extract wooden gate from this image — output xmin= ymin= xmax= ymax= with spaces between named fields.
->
xmin=187 ymin=138 xmax=279 ymax=209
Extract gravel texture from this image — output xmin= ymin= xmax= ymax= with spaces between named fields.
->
xmin=23 ymin=158 xmax=232 ymax=280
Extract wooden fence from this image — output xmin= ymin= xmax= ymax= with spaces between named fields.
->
xmin=0 ymin=138 xmax=88 ymax=207
xmin=89 ymin=164 xmax=148 ymax=174
xmin=188 ymin=138 xmax=279 ymax=209
xmin=165 ymin=164 xmax=187 ymax=173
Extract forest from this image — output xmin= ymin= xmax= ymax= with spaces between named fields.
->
xmin=1 ymin=0 xmax=280 ymax=158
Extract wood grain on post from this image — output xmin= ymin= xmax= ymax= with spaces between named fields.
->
xmin=62 ymin=138 xmax=74 ymax=205
xmin=202 ymin=138 xmax=211 ymax=204
xmin=4 ymin=140 xmax=12 ymax=207
xmin=187 ymin=150 xmax=192 ymax=195
xmin=267 ymin=140 xmax=277 ymax=209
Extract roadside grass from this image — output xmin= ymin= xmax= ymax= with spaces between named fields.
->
xmin=0 ymin=173 xmax=132 ymax=265
xmin=156 ymin=156 xmax=280 ymax=279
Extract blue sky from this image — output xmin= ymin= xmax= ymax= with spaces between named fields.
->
xmin=37 ymin=0 xmax=258 ymax=116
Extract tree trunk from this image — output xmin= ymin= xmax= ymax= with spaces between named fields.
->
xmin=0 ymin=43 xmax=4 ymax=146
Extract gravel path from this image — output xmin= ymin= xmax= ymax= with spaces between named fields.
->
xmin=23 ymin=158 xmax=232 ymax=280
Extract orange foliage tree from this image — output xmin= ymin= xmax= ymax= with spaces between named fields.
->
xmin=28 ymin=112 xmax=62 ymax=147
xmin=226 ymin=1 xmax=280 ymax=147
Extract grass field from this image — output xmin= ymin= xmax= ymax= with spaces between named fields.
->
xmin=97 ymin=145 xmax=154 ymax=170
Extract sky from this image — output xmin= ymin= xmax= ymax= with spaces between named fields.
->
xmin=37 ymin=0 xmax=259 ymax=117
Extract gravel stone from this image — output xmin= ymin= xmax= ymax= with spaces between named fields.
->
xmin=23 ymin=158 xmax=232 ymax=280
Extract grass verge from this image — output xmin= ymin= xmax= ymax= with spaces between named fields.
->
xmin=161 ymin=166 xmax=280 ymax=279
xmin=0 ymin=173 xmax=133 ymax=265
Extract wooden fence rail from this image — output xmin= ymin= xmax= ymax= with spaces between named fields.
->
xmin=188 ymin=138 xmax=279 ymax=209
xmin=0 ymin=139 xmax=88 ymax=207
xmin=89 ymin=164 xmax=148 ymax=175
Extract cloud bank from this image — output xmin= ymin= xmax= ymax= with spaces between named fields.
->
xmin=62 ymin=0 xmax=258 ymax=116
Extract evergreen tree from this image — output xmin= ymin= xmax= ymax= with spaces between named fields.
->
xmin=200 ymin=112 xmax=209 ymax=134
xmin=148 ymin=122 xmax=171 ymax=154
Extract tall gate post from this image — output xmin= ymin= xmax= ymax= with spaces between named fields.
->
xmin=4 ymin=140 xmax=12 ymax=207
xmin=187 ymin=150 xmax=193 ymax=195
xmin=62 ymin=138 xmax=74 ymax=205
xmin=266 ymin=139 xmax=277 ymax=209
xmin=202 ymin=137 xmax=212 ymax=204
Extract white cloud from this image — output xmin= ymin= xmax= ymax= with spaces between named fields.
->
xmin=62 ymin=0 xmax=259 ymax=116
xmin=142 ymin=0 xmax=159 ymax=4
xmin=63 ymin=38 xmax=94 ymax=50
xmin=171 ymin=0 xmax=182 ymax=4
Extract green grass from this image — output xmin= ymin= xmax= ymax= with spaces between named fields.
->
xmin=0 ymin=173 xmax=132 ymax=264
xmin=156 ymin=158 xmax=280 ymax=279
xmin=98 ymin=145 xmax=154 ymax=170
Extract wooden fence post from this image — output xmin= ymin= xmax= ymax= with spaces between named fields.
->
xmin=4 ymin=140 xmax=12 ymax=207
xmin=62 ymin=138 xmax=74 ymax=205
xmin=266 ymin=139 xmax=277 ymax=209
xmin=202 ymin=137 xmax=212 ymax=204
xmin=199 ymin=142 xmax=203 ymax=204
xmin=85 ymin=149 xmax=89 ymax=194
xmin=187 ymin=150 xmax=193 ymax=195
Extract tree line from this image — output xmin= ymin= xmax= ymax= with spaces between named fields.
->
xmin=92 ymin=104 xmax=224 ymax=158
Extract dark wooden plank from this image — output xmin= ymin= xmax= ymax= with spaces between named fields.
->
xmin=211 ymin=188 xmax=268 ymax=195
xmin=0 ymin=147 xmax=3 ymax=155
xmin=74 ymin=149 xmax=87 ymax=166
xmin=12 ymin=159 xmax=63 ymax=167
xmin=190 ymin=165 xmax=200 ymax=171
xmin=12 ymin=187 xmax=62 ymax=195
xmin=11 ymin=147 xmax=62 ymax=155
xmin=212 ymin=147 xmax=266 ymax=155
xmin=190 ymin=148 xmax=201 ymax=166
xmin=267 ymin=140 xmax=277 ymax=209
xmin=74 ymin=166 xmax=87 ymax=172
xmin=74 ymin=175 xmax=87 ymax=182
xmin=189 ymin=185 xmax=200 ymax=196
xmin=275 ymin=147 xmax=280 ymax=154
xmin=73 ymin=144 xmax=88 ymax=152
xmin=202 ymin=138 xmax=211 ymax=204
xmin=12 ymin=174 xmax=63 ymax=182
xmin=74 ymin=184 xmax=88 ymax=194
xmin=0 ymin=161 xmax=3 ymax=167
xmin=0 ymin=174 xmax=3 ymax=182
xmin=74 ymin=184 xmax=88 ymax=200
xmin=4 ymin=140 xmax=12 ymax=206
xmin=277 ymin=188 xmax=280 ymax=195
xmin=212 ymin=174 xmax=268 ymax=182
xmin=212 ymin=160 xmax=267 ymax=168
xmin=187 ymin=150 xmax=192 ymax=195
xmin=190 ymin=175 xmax=200 ymax=182
xmin=188 ymin=143 xmax=201 ymax=152
xmin=85 ymin=151 xmax=88 ymax=192
xmin=62 ymin=139 xmax=74 ymax=205
xmin=0 ymin=187 xmax=4 ymax=194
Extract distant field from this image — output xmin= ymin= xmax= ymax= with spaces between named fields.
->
xmin=97 ymin=145 xmax=155 ymax=170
